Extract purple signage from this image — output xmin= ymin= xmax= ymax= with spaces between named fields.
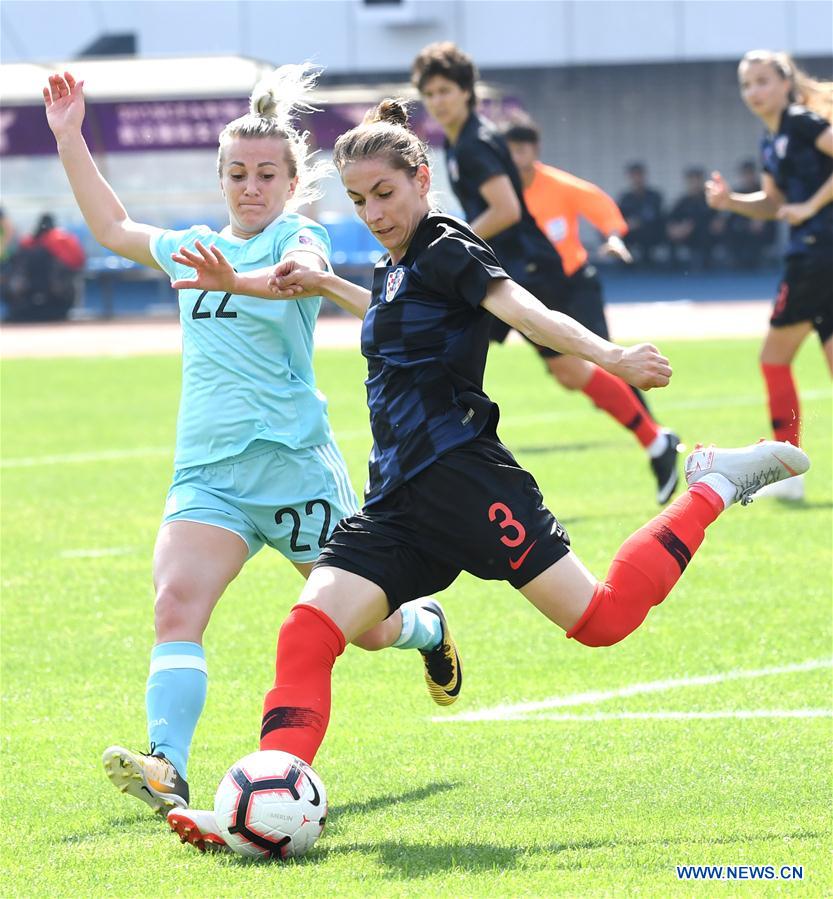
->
xmin=1 ymin=96 xmax=523 ymax=157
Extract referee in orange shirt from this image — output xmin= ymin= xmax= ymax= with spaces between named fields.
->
xmin=502 ymin=119 xmax=654 ymax=415
xmin=501 ymin=120 xmax=631 ymax=339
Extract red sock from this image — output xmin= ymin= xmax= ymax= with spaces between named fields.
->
xmin=581 ymin=366 xmax=661 ymax=448
xmin=260 ymin=604 xmax=346 ymax=764
xmin=567 ymin=485 xmax=723 ymax=647
xmin=762 ymin=363 xmax=800 ymax=445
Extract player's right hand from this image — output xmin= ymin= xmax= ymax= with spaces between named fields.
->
xmin=704 ymin=171 xmax=730 ymax=210
xmin=612 ymin=343 xmax=672 ymax=390
xmin=171 ymin=241 xmax=237 ymax=292
xmin=43 ymin=72 xmax=86 ymax=137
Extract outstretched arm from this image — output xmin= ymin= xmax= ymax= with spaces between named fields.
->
xmin=170 ymin=242 xmax=320 ymax=299
xmin=171 ymin=242 xmax=371 ymax=319
xmin=481 ymin=278 xmax=671 ymax=389
xmin=43 ymin=72 xmax=162 ymax=268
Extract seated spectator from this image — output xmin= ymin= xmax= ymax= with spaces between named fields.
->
xmin=4 ymin=213 xmax=85 ymax=322
xmin=618 ymin=162 xmax=665 ymax=266
xmin=666 ymin=167 xmax=719 ymax=270
xmin=724 ymin=159 xmax=778 ymax=269
xmin=0 ymin=207 xmax=18 ymax=300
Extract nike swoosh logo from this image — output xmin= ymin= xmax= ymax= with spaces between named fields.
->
xmin=509 ymin=540 xmax=537 ymax=570
xmin=773 ymin=453 xmax=800 ymax=477
xmin=147 ymin=777 xmax=176 ymax=791
xmin=443 ymin=661 xmax=462 ymax=697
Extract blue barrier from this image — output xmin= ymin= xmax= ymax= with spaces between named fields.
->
xmin=319 ymin=214 xmax=383 ymax=267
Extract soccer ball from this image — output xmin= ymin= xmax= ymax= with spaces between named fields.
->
xmin=213 ymin=750 xmax=328 ymax=860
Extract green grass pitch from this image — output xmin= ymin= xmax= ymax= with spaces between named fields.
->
xmin=1 ymin=337 xmax=831 ymax=897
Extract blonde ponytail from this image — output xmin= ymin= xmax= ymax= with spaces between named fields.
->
xmin=218 ymin=62 xmax=331 ymax=210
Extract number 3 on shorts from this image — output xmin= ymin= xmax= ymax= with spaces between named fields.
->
xmin=488 ymin=501 xmax=527 ymax=548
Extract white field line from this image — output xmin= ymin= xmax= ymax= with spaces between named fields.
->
xmin=2 ymin=388 xmax=830 ymax=470
xmin=505 ymin=710 xmax=832 ymax=722
xmin=434 ymin=658 xmax=833 ymax=723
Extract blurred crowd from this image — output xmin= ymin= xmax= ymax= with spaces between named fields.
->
xmin=0 ymin=211 xmax=86 ymax=322
xmin=0 ymin=156 xmax=780 ymax=323
xmin=617 ymin=159 xmax=777 ymax=270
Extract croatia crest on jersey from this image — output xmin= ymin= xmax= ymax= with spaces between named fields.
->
xmin=774 ymin=135 xmax=789 ymax=159
xmin=448 ymin=157 xmax=460 ymax=182
xmin=384 ymin=267 xmax=405 ymax=302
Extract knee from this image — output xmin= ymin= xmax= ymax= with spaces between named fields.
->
xmin=568 ymin=584 xmax=650 ymax=648
xmin=547 ymin=361 xmax=583 ymax=391
xmin=154 ymin=581 xmax=204 ymax=641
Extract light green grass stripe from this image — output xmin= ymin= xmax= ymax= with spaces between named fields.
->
xmin=2 ymin=388 xmax=830 ymax=469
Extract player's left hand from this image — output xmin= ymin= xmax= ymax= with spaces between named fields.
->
xmin=776 ymin=201 xmax=814 ymax=226
xmin=600 ymin=235 xmax=633 ymax=264
xmin=610 ymin=343 xmax=672 ymax=390
xmin=170 ymin=241 xmax=236 ymax=291
xmin=267 ymin=259 xmax=323 ymax=298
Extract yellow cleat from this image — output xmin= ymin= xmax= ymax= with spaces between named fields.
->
xmin=102 ymin=745 xmax=189 ymax=816
xmin=419 ymin=599 xmax=462 ymax=706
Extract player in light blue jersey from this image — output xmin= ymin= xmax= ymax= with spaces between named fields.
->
xmin=43 ymin=64 xmax=462 ymax=822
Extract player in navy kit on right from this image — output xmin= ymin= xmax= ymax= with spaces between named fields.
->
xmin=412 ymin=42 xmax=682 ymax=505
xmin=706 ymin=50 xmax=833 ymax=502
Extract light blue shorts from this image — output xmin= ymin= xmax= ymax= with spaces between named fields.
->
xmin=162 ymin=439 xmax=359 ymax=561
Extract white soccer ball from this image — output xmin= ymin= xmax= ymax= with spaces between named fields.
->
xmin=213 ymin=750 xmax=328 ymax=860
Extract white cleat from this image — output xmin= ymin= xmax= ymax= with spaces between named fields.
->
xmin=751 ymin=473 xmax=805 ymax=502
xmin=167 ymin=808 xmax=230 ymax=853
xmin=685 ymin=440 xmax=810 ymax=506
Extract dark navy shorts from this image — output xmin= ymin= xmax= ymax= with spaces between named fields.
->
xmin=314 ymin=432 xmax=571 ymax=611
xmin=771 ymin=254 xmax=833 ymax=343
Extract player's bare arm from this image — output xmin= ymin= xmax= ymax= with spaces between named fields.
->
xmin=171 ymin=242 xmax=371 ymax=319
xmin=270 ymin=265 xmax=371 ymax=319
xmin=43 ymin=72 xmax=162 ymax=269
xmin=482 ymin=277 xmax=671 ymax=390
xmin=705 ymin=170 xmax=783 ymax=220
xmin=170 ymin=241 xmax=274 ymax=297
xmin=171 ymin=242 xmax=326 ymax=298
xmin=469 ymin=174 xmax=522 ymax=240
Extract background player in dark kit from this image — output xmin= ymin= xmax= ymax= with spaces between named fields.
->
xmin=706 ymin=50 xmax=833 ymax=502
xmin=412 ymin=42 xmax=681 ymax=505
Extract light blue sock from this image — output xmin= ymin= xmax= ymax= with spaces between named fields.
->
xmin=145 ymin=641 xmax=207 ymax=780
xmin=392 ymin=601 xmax=443 ymax=652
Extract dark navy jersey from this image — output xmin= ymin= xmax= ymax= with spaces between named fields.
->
xmin=360 ymin=211 xmax=509 ymax=505
xmin=444 ymin=113 xmax=566 ymax=288
xmin=761 ymin=105 xmax=833 ymax=257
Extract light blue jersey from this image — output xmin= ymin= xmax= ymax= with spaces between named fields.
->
xmin=150 ymin=213 xmax=333 ymax=470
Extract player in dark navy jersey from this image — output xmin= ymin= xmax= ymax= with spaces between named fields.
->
xmin=412 ymin=42 xmax=682 ymax=506
xmin=706 ymin=50 xmax=832 ymax=502
xmin=164 ymin=100 xmax=808 ymax=815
